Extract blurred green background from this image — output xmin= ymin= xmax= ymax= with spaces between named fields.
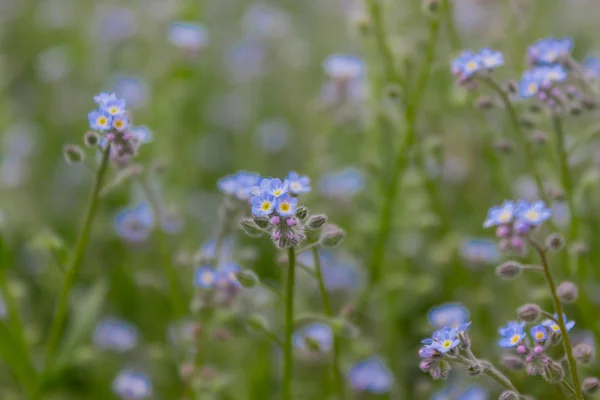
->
xmin=2 ymin=0 xmax=600 ymax=398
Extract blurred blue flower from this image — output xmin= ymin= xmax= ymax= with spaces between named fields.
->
xmin=483 ymin=200 xmax=516 ymax=228
xmin=93 ymin=318 xmax=139 ymax=352
xmin=460 ymin=238 xmax=501 ymax=264
xmin=518 ymin=69 xmax=543 ymax=98
xmin=319 ymin=167 xmax=365 ymax=199
xmin=199 ymin=237 xmax=234 ymax=262
xmin=542 ymin=313 xmax=576 ymax=333
xmin=113 ymin=76 xmax=150 ymax=109
xmin=323 ymin=54 xmax=365 ymax=81
xmin=102 ymin=98 xmax=127 ymax=116
xmin=168 ymin=22 xmax=208 ymax=51
xmin=242 ymin=3 xmax=291 ymax=39
xmin=251 ymin=193 xmax=276 ymax=216
xmin=275 ymin=194 xmax=297 ymax=217
xmin=530 ymin=325 xmax=548 ymax=342
xmin=479 ymin=48 xmax=504 ymax=69
xmin=255 ymin=118 xmax=289 ymax=153
xmin=347 ymin=357 xmax=393 ymax=393
xmin=112 ymin=370 xmax=152 ymax=399
xmin=94 ymin=92 xmax=117 ymax=106
xmin=226 ymin=39 xmax=267 ymax=83
xmin=583 ymin=56 xmax=600 ymax=77
xmin=450 ymin=50 xmax=481 ymax=78
xmin=128 ymin=126 xmax=153 ymax=144
xmin=428 ymin=303 xmax=469 ymax=329
xmin=114 ymin=202 xmax=154 ymax=243
xmin=261 ymin=178 xmax=289 ymax=198
xmin=515 ymin=200 xmax=551 ymax=226
xmin=286 ymin=172 xmax=311 ymax=195
xmin=218 ymin=171 xmax=262 ymax=201
xmin=528 ymin=37 xmax=573 ymax=65
xmin=215 ymin=261 xmax=242 ymax=288
xmin=429 ymin=327 xmax=460 ymax=353
xmin=293 ymin=323 xmax=332 ymax=352
xmin=321 ymin=262 xmax=360 ymax=291
xmin=458 ymin=387 xmax=488 ymax=400
xmin=88 ymin=109 xmax=112 ymax=131
xmin=194 ymin=266 xmax=216 ymax=289
xmin=498 ymin=321 xmax=526 ymax=348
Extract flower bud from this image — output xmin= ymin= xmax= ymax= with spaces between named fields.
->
xmin=306 ymin=214 xmax=328 ymax=230
xmin=530 ymin=130 xmax=548 ymax=146
xmin=295 ymin=206 xmax=308 ymax=220
xmin=422 ymin=0 xmax=440 ymax=14
xmin=517 ymin=303 xmax=541 ymax=323
xmin=84 ymin=131 xmax=99 ymax=147
xmin=545 ymin=233 xmax=564 ymax=252
xmin=505 ymin=80 xmax=518 ymax=94
xmin=320 ymin=224 xmax=345 ymax=248
xmin=474 ymin=96 xmax=494 ymax=109
xmin=63 ymin=145 xmax=85 ymax=164
xmin=582 ymin=97 xmax=597 ymax=111
xmin=542 ymin=360 xmax=565 ymax=383
xmin=495 ymin=261 xmax=522 ymax=279
xmin=240 ymin=218 xmax=264 ymax=237
xmin=499 ymin=391 xmax=519 ymax=400
xmin=467 ymin=362 xmax=483 ymax=377
xmin=573 ymin=343 xmax=595 ymax=365
xmin=254 ymin=216 xmax=269 ymax=228
xmin=493 ymin=139 xmax=514 ymax=154
xmin=570 ymin=241 xmax=589 ymax=255
xmin=570 ymin=105 xmax=583 ymax=116
xmin=235 ymin=269 xmax=259 ymax=288
xmin=583 ymin=377 xmax=600 ymax=394
xmin=556 ymin=281 xmax=579 ymax=303
xmin=502 ymin=355 xmax=525 ymax=370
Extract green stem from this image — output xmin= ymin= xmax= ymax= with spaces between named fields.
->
xmin=41 ymin=143 xmax=112 ymax=376
xmin=479 ymin=76 xmax=548 ymax=203
xmin=552 ymin=116 xmax=578 ymax=241
xmin=442 ymin=0 xmax=461 ymax=50
xmin=311 ymin=247 xmax=344 ymax=400
xmin=282 ymin=248 xmax=296 ymax=400
xmin=533 ymin=242 xmax=584 ymax=400
xmin=454 ymin=355 xmax=520 ymax=393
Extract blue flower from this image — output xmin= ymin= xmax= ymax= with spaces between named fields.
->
xmin=293 ymin=323 xmax=333 ymax=352
xmin=168 ymin=22 xmax=208 ymax=51
xmin=217 ymin=175 xmax=239 ymax=196
xmin=323 ymin=54 xmax=365 ymax=81
xmin=102 ymin=98 xmax=127 ymax=116
xmin=114 ymin=202 xmax=154 ymax=242
xmin=93 ymin=318 xmax=139 ymax=352
xmin=112 ymin=114 xmax=129 ymax=132
xmin=112 ymin=370 xmax=152 ymax=399
xmin=194 ymin=266 xmax=216 ymax=289
xmin=542 ymin=65 xmax=568 ymax=84
xmin=458 ymin=386 xmax=488 ymax=400
xmin=217 ymin=171 xmax=263 ymax=200
xmin=518 ymin=70 xmax=543 ymax=98
xmin=251 ymin=193 xmax=276 ymax=216
xmin=516 ymin=200 xmax=551 ymax=226
xmin=479 ymin=48 xmax=504 ymax=69
xmin=260 ymin=178 xmax=288 ymax=197
xmin=528 ymin=37 xmax=573 ymax=65
xmin=583 ymin=56 xmax=600 ymax=77
xmin=319 ymin=167 xmax=365 ymax=199
xmin=457 ymin=322 xmax=472 ymax=334
xmin=286 ymin=171 xmax=311 ymax=195
xmin=94 ymin=92 xmax=117 ymax=106
xmin=419 ymin=346 xmax=436 ymax=359
xmin=483 ymin=200 xmax=517 ymax=228
xmin=542 ymin=313 xmax=576 ymax=333
xmin=321 ymin=262 xmax=361 ymax=291
xmin=428 ymin=303 xmax=469 ymax=329
xmin=451 ymin=50 xmax=481 ymax=78
xmin=429 ymin=328 xmax=461 ymax=353
xmin=498 ymin=321 xmax=526 ymax=348
xmin=347 ymin=357 xmax=393 ymax=394
xmin=461 ymin=238 xmax=501 ymax=264
xmin=530 ymin=325 xmax=548 ymax=342
xmin=275 ymin=194 xmax=297 ymax=217
xmin=215 ymin=261 xmax=241 ymax=288
xmin=88 ymin=109 xmax=112 ymax=131
xmin=128 ymin=125 xmax=153 ymax=143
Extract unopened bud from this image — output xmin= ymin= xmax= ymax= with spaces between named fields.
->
xmin=502 ymin=355 xmax=525 ymax=370
xmin=583 ymin=377 xmax=600 ymax=394
xmin=306 ymin=214 xmax=328 ymax=230
xmin=254 ymin=216 xmax=269 ymax=228
xmin=319 ymin=224 xmax=345 ymax=248
xmin=545 ymin=233 xmax=564 ymax=252
xmin=505 ymin=80 xmax=518 ymax=94
xmin=295 ymin=206 xmax=308 ymax=220
xmin=570 ymin=106 xmax=583 ymax=116
xmin=240 ymin=218 xmax=264 ymax=237
xmin=530 ymin=130 xmax=548 ymax=146
xmin=542 ymin=360 xmax=565 ymax=383
xmin=499 ymin=391 xmax=519 ymax=400
xmin=84 ymin=131 xmax=99 ymax=147
xmin=474 ymin=96 xmax=494 ymax=109
xmin=517 ymin=303 xmax=541 ymax=323
xmin=582 ymin=97 xmax=597 ymax=111
xmin=519 ymin=116 xmax=536 ymax=129
xmin=235 ymin=269 xmax=259 ymax=288
xmin=63 ymin=145 xmax=84 ymax=164
xmin=573 ymin=343 xmax=595 ymax=365
xmin=493 ymin=139 xmax=514 ymax=154
xmin=422 ymin=0 xmax=440 ymax=14
xmin=570 ymin=241 xmax=589 ymax=256
xmin=496 ymin=261 xmax=522 ymax=279
xmin=467 ymin=362 xmax=483 ymax=377
xmin=556 ymin=281 xmax=579 ymax=303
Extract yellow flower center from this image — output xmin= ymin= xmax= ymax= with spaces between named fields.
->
xmin=547 ymin=72 xmax=559 ymax=81
xmin=115 ymin=120 xmax=123 ymax=128
xmin=465 ymin=61 xmax=478 ymax=71
xmin=108 ymin=106 xmax=120 ymax=115
xmin=261 ymin=201 xmax=272 ymax=211
xmin=527 ymin=82 xmax=538 ymax=94
xmin=535 ymin=332 xmax=545 ymax=340
xmin=510 ymin=334 xmax=521 ymax=345
xmin=280 ymin=203 xmax=290 ymax=212
xmin=546 ymin=51 xmax=558 ymax=62
xmin=291 ymin=182 xmax=301 ymax=191
xmin=272 ymin=189 xmax=283 ymax=196
xmin=442 ymin=340 xmax=452 ymax=349
xmin=525 ymin=210 xmax=539 ymax=221
xmin=552 ymin=324 xmax=560 ymax=332
xmin=201 ymin=272 xmax=213 ymax=285
xmin=97 ymin=117 xmax=107 ymax=125
xmin=498 ymin=210 xmax=511 ymax=222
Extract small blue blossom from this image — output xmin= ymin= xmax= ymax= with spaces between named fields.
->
xmin=112 ymin=370 xmax=152 ymax=399
xmin=218 ymin=171 xmax=262 ymax=201
xmin=260 ymin=178 xmax=289 ymax=198
xmin=419 ymin=346 xmax=436 ymax=359
xmin=251 ymin=193 xmax=276 ymax=216
xmin=428 ymin=303 xmax=469 ymax=329
xmin=542 ymin=65 xmax=568 ymax=84
xmin=194 ymin=266 xmax=216 ymax=289
xmin=275 ymin=194 xmax=297 ymax=217
xmin=114 ymin=202 xmax=154 ymax=243
xmin=530 ymin=325 xmax=548 ymax=342
xmin=286 ymin=171 xmax=311 ymax=195
xmin=528 ymin=37 xmax=573 ymax=65
xmin=199 ymin=237 xmax=234 ymax=263
xmin=321 ymin=262 xmax=360 ymax=291
xmin=461 ymin=238 xmax=501 ymax=264
xmin=518 ymin=69 xmax=543 ymax=98
xmin=483 ymin=201 xmax=517 ymax=228
xmin=347 ymin=357 xmax=393 ymax=394
xmin=293 ymin=323 xmax=333 ymax=352
xmin=515 ymin=200 xmax=552 ymax=226
xmin=320 ymin=167 xmax=365 ymax=199
xmin=128 ymin=126 xmax=153 ymax=144
xmin=112 ymin=114 xmax=129 ymax=132
xmin=542 ymin=313 xmax=576 ymax=333
xmin=168 ymin=22 xmax=208 ymax=51
xmin=94 ymin=92 xmax=117 ymax=106
xmin=583 ymin=56 xmax=600 ymax=77
xmin=88 ymin=110 xmax=112 ymax=131
xmin=215 ymin=261 xmax=242 ymax=288
xmin=479 ymin=48 xmax=504 ymax=69
xmin=113 ymin=76 xmax=149 ymax=109
xmin=323 ymin=54 xmax=365 ymax=81
xmin=450 ymin=50 xmax=481 ymax=78
xmin=498 ymin=321 xmax=526 ymax=348
xmin=93 ymin=318 xmax=139 ymax=352
xmin=458 ymin=387 xmax=488 ymax=400
xmin=102 ymin=98 xmax=127 ymax=116
xmin=429 ymin=328 xmax=460 ymax=353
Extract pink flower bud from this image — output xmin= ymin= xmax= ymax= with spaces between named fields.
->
xmin=286 ymin=217 xmax=296 ymax=227
xmin=534 ymin=345 xmax=544 ymax=355
xmin=270 ymin=216 xmax=281 ymax=225
xmin=517 ymin=345 xmax=527 ymax=354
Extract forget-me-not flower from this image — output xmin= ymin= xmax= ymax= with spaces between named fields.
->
xmin=498 ymin=321 xmax=526 ymax=348
xmin=168 ymin=22 xmax=208 ymax=52
xmin=515 ymin=200 xmax=552 ymax=226
xmin=542 ymin=313 xmax=576 ymax=333
xmin=530 ymin=325 xmax=548 ymax=342
xmin=323 ymin=54 xmax=365 ymax=81
xmin=429 ymin=328 xmax=461 ymax=353
xmin=479 ymin=48 xmax=504 ymax=69
xmin=103 ymin=98 xmax=127 ymax=116
xmin=528 ymin=37 xmax=573 ymax=65
xmin=293 ymin=323 xmax=333 ymax=352
xmin=112 ymin=370 xmax=152 ymax=399
xmin=88 ymin=109 xmax=112 ymax=131
xmin=194 ymin=265 xmax=216 ymax=289
xmin=251 ymin=193 xmax=276 ymax=216
xmin=428 ymin=303 xmax=469 ymax=329
xmin=275 ymin=194 xmax=297 ymax=217
xmin=286 ymin=171 xmax=311 ymax=195
xmin=347 ymin=357 xmax=393 ymax=393
xmin=483 ymin=201 xmax=517 ymax=228
xmin=93 ymin=318 xmax=139 ymax=352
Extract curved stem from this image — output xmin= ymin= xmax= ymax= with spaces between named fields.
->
xmin=478 ymin=76 xmax=548 ymax=203
xmin=312 ymin=247 xmax=344 ymax=400
xmin=41 ymin=143 xmax=111 ymax=376
xmin=532 ymin=242 xmax=584 ymax=400
xmin=282 ymin=248 xmax=296 ymax=400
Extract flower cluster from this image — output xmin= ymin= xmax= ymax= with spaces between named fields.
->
xmin=248 ymin=172 xmax=311 ymax=248
xmin=450 ymin=48 xmax=504 ymax=82
xmin=498 ymin=315 xmax=575 ymax=381
xmin=218 ymin=171 xmax=262 ymax=201
xmin=93 ymin=318 xmax=139 ymax=352
xmin=419 ymin=323 xmax=471 ymax=380
xmin=483 ymin=200 xmax=551 ymax=254
xmin=527 ymin=37 xmax=573 ymax=66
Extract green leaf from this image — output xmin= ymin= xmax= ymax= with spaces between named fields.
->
xmin=0 ymin=321 xmax=37 ymax=394
xmin=53 ymin=281 xmax=108 ymax=370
